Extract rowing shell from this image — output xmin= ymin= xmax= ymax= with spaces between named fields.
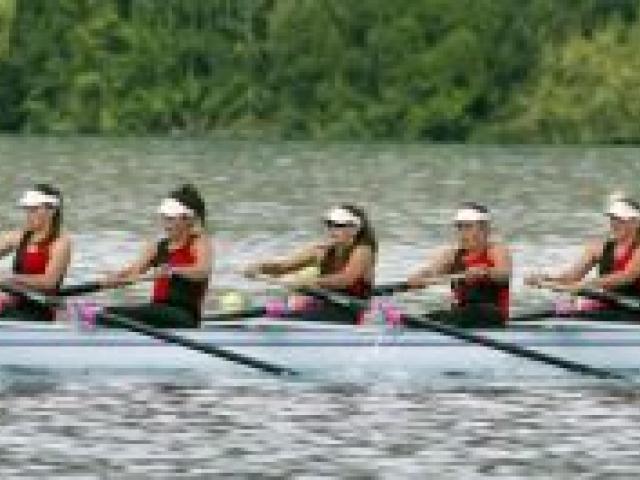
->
xmin=0 ymin=318 xmax=638 ymax=384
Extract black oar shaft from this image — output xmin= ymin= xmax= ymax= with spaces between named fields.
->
xmin=203 ymin=306 xmax=267 ymax=322
xmin=372 ymin=281 xmax=410 ymax=296
xmin=299 ymin=286 xmax=628 ymax=381
xmin=98 ymin=311 xmax=297 ymax=376
xmin=402 ymin=313 xmax=625 ymax=380
xmin=0 ymin=282 xmax=298 ymax=377
xmin=58 ymin=282 xmax=102 ymax=297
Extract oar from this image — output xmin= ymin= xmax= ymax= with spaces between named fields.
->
xmin=508 ymin=309 xmax=624 ymax=323
xmin=536 ymin=281 xmax=640 ymax=316
xmin=294 ymin=285 xmax=628 ymax=381
xmin=372 ymin=281 xmax=410 ymax=296
xmin=0 ymin=282 xmax=298 ymax=377
xmin=372 ymin=274 xmax=466 ymax=296
xmin=58 ymin=274 xmax=156 ymax=297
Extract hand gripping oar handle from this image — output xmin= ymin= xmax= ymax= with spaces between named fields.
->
xmin=0 ymin=282 xmax=298 ymax=377
xmin=297 ymin=285 xmax=628 ymax=381
xmin=535 ymin=280 xmax=640 ymax=312
xmin=58 ymin=274 xmax=156 ymax=297
xmin=372 ymin=273 xmax=467 ymax=297
xmin=372 ymin=282 xmax=410 ymax=296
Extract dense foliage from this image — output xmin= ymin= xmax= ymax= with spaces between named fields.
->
xmin=1 ymin=0 xmax=639 ymax=142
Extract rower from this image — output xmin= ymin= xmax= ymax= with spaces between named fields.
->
xmin=405 ymin=202 xmax=511 ymax=327
xmin=244 ymin=205 xmax=376 ymax=323
xmin=526 ymin=196 xmax=640 ymax=309
xmin=0 ymin=184 xmax=71 ymax=321
xmin=100 ymin=184 xmax=212 ymax=328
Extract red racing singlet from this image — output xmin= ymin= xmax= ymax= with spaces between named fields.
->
xmin=598 ymin=239 xmax=640 ymax=298
xmin=451 ymin=247 xmax=510 ymax=322
xmin=13 ymin=231 xmax=59 ymax=320
xmin=152 ymin=236 xmax=208 ymax=319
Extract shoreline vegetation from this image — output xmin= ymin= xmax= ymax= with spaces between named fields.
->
xmin=1 ymin=0 xmax=640 ymax=143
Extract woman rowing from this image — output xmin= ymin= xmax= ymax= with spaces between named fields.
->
xmin=526 ymin=196 xmax=640 ymax=310
xmin=405 ymin=202 xmax=511 ymax=327
xmin=0 ymin=185 xmax=71 ymax=321
xmin=99 ymin=184 xmax=212 ymax=328
xmin=244 ymin=205 xmax=376 ymax=323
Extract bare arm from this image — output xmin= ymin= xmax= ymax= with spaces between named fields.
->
xmin=406 ymin=246 xmax=456 ymax=288
xmin=245 ymin=244 xmax=321 ymax=277
xmin=0 ymin=231 xmax=22 ymax=258
xmin=545 ymin=241 xmax=601 ymax=284
xmin=315 ymin=245 xmax=373 ymax=289
xmin=13 ymin=235 xmax=72 ymax=291
xmin=170 ymin=236 xmax=212 ymax=281
xmin=102 ymin=241 xmax=158 ymax=286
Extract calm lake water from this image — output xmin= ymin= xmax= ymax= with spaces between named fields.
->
xmin=0 ymin=136 xmax=639 ymax=478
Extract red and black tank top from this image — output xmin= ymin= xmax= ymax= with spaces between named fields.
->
xmin=151 ymin=236 xmax=208 ymax=319
xmin=450 ymin=247 xmax=510 ymax=321
xmin=319 ymin=244 xmax=372 ymax=299
xmin=13 ymin=230 xmax=59 ymax=320
xmin=598 ymin=239 xmax=640 ymax=298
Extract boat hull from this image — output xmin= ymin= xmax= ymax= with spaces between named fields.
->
xmin=0 ymin=319 xmax=638 ymax=383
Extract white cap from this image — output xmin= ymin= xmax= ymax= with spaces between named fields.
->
xmin=18 ymin=190 xmax=60 ymax=207
xmin=158 ymin=198 xmax=195 ymax=217
xmin=454 ymin=205 xmax=491 ymax=222
xmin=324 ymin=207 xmax=361 ymax=227
xmin=608 ymin=190 xmax=627 ymax=205
xmin=607 ymin=199 xmax=640 ymax=219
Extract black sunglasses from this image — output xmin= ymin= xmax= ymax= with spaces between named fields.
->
xmin=325 ymin=220 xmax=356 ymax=229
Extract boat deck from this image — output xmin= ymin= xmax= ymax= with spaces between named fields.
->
xmin=0 ymin=318 xmax=637 ymax=384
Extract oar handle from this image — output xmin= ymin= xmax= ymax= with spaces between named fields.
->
xmin=372 ymin=282 xmax=409 ymax=296
xmin=535 ymin=280 xmax=640 ymax=311
xmin=58 ymin=282 xmax=102 ymax=297
xmin=373 ymin=273 xmax=466 ymax=296
xmin=58 ymin=274 xmax=156 ymax=297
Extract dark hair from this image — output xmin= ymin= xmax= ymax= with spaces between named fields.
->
xmin=459 ymin=201 xmax=490 ymax=214
xmin=619 ymin=197 xmax=640 ymax=213
xmin=340 ymin=204 xmax=377 ymax=255
xmin=170 ymin=184 xmax=206 ymax=227
xmin=34 ymin=183 xmax=63 ymax=240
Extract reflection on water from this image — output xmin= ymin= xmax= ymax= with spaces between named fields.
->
xmin=0 ymin=381 xmax=639 ymax=478
xmin=0 ymin=137 xmax=639 ymax=476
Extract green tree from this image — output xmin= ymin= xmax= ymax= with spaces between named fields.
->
xmin=0 ymin=0 xmax=15 ymax=59
xmin=481 ymin=18 xmax=640 ymax=143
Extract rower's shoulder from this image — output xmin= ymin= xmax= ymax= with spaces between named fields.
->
xmin=51 ymin=232 xmax=73 ymax=249
xmin=192 ymin=233 xmax=213 ymax=247
xmin=488 ymin=241 xmax=511 ymax=255
xmin=583 ymin=237 xmax=608 ymax=254
xmin=0 ymin=230 xmax=23 ymax=245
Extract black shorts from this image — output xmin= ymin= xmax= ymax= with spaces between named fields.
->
xmin=102 ymin=304 xmax=199 ymax=329
xmin=429 ymin=304 xmax=505 ymax=328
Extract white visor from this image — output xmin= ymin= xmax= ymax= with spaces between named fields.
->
xmin=607 ymin=199 xmax=640 ymax=219
xmin=18 ymin=190 xmax=60 ymax=207
xmin=454 ymin=207 xmax=491 ymax=222
xmin=324 ymin=207 xmax=361 ymax=228
xmin=158 ymin=198 xmax=195 ymax=218
xmin=608 ymin=191 xmax=627 ymax=205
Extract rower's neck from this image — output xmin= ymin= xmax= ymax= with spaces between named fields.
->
xmin=463 ymin=241 xmax=488 ymax=255
xmin=169 ymin=230 xmax=192 ymax=247
xmin=29 ymin=226 xmax=52 ymax=243
xmin=616 ymin=235 xmax=637 ymax=248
